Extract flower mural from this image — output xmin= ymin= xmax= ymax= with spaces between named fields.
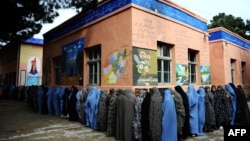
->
xmin=134 ymin=50 xmax=151 ymax=76
xmin=133 ymin=47 xmax=158 ymax=86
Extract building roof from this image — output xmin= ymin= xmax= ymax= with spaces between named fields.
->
xmin=44 ymin=0 xmax=208 ymax=43
xmin=208 ymin=27 xmax=250 ymax=50
xmin=24 ymin=38 xmax=44 ymax=45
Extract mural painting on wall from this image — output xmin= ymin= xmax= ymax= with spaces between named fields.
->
xmin=27 ymin=56 xmax=42 ymax=86
xmin=176 ymin=64 xmax=189 ymax=86
xmin=103 ymin=49 xmax=131 ymax=84
xmin=133 ymin=47 xmax=158 ymax=86
xmin=61 ymin=38 xmax=84 ymax=85
xmin=200 ymin=65 xmax=211 ymax=85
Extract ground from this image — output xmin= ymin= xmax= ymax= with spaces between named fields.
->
xmin=0 ymin=99 xmax=248 ymax=141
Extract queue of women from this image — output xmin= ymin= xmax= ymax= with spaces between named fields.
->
xmin=200 ymin=83 xmax=250 ymax=134
xmin=6 ymin=82 xmax=249 ymax=141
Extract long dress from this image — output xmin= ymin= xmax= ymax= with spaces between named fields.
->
xmin=204 ymin=86 xmax=216 ymax=131
xmin=162 ymin=89 xmax=178 ymax=141
xmin=132 ymin=89 xmax=146 ymax=140
xmin=170 ymin=88 xmax=185 ymax=140
xmin=106 ymin=88 xmax=119 ymax=136
xmin=141 ymin=90 xmax=151 ymax=141
xmin=37 ymin=86 xmax=44 ymax=114
xmin=97 ymin=90 xmax=108 ymax=131
xmin=197 ymin=87 xmax=206 ymax=136
xmin=225 ymin=83 xmax=237 ymax=125
xmin=175 ymin=85 xmax=190 ymax=139
xmin=76 ymin=90 xmax=83 ymax=122
xmin=46 ymin=86 xmax=55 ymax=115
xmin=149 ymin=87 xmax=163 ymax=141
xmin=84 ymin=87 xmax=101 ymax=129
xmin=214 ymin=85 xmax=230 ymax=127
xmin=53 ymin=87 xmax=61 ymax=116
xmin=116 ymin=89 xmax=136 ymax=141
xmin=187 ymin=84 xmax=199 ymax=135
xmin=68 ymin=86 xmax=79 ymax=121
xmin=235 ymin=85 xmax=250 ymax=124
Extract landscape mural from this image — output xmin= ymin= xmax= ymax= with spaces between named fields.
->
xmin=200 ymin=65 xmax=211 ymax=85
xmin=61 ymin=38 xmax=84 ymax=85
xmin=176 ymin=64 xmax=189 ymax=86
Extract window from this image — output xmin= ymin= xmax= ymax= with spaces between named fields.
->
xmin=231 ymin=59 xmax=236 ymax=84
xmin=20 ymin=70 xmax=26 ymax=86
xmin=87 ymin=45 xmax=101 ymax=85
xmin=54 ymin=56 xmax=63 ymax=85
xmin=241 ymin=61 xmax=245 ymax=84
xmin=157 ymin=42 xmax=172 ymax=83
xmin=188 ymin=50 xmax=198 ymax=84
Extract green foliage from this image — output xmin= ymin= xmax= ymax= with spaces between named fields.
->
xmin=208 ymin=13 xmax=250 ymax=40
xmin=65 ymin=0 xmax=99 ymax=13
xmin=0 ymin=0 xmax=98 ymax=46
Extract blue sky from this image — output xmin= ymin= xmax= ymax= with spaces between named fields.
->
xmin=34 ymin=0 xmax=249 ymax=39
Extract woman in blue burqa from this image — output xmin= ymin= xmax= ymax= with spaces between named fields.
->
xmin=225 ymin=83 xmax=237 ymax=125
xmin=187 ymin=84 xmax=199 ymax=136
xmin=161 ymin=88 xmax=178 ymax=141
xmin=197 ymin=86 xmax=206 ymax=136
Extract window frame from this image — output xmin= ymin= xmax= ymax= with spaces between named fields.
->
xmin=87 ymin=45 xmax=101 ymax=85
xmin=230 ymin=59 xmax=236 ymax=84
xmin=188 ymin=50 xmax=197 ymax=84
xmin=157 ymin=42 xmax=172 ymax=84
xmin=241 ymin=61 xmax=246 ymax=84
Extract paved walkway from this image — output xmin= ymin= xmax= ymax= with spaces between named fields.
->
xmin=0 ymin=100 xmax=249 ymax=141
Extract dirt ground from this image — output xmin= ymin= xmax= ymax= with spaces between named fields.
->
xmin=1 ymin=99 xmax=248 ymax=141
xmin=0 ymin=100 xmax=116 ymax=141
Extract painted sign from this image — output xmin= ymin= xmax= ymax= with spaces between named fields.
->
xmin=176 ymin=64 xmax=189 ymax=86
xmin=103 ymin=49 xmax=130 ymax=84
xmin=200 ymin=65 xmax=211 ymax=85
xmin=133 ymin=47 xmax=158 ymax=86
xmin=19 ymin=44 xmax=43 ymax=86
xmin=62 ymin=38 xmax=84 ymax=76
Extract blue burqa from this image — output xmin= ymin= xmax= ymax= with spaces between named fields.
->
xmin=37 ymin=86 xmax=44 ymax=114
xmin=84 ymin=87 xmax=101 ymax=129
xmin=187 ymin=84 xmax=199 ymax=135
xmin=197 ymin=87 xmax=206 ymax=136
xmin=76 ymin=90 xmax=82 ymax=115
xmin=59 ymin=86 xmax=66 ymax=116
xmin=162 ymin=89 xmax=178 ymax=141
xmin=225 ymin=83 xmax=237 ymax=125
xmin=53 ymin=87 xmax=61 ymax=116
xmin=46 ymin=86 xmax=55 ymax=115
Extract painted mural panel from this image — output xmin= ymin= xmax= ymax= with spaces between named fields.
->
xmin=103 ymin=49 xmax=131 ymax=84
xmin=61 ymin=38 xmax=84 ymax=85
xmin=27 ymin=76 xmax=42 ymax=86
xmin=200 ymin=65 xmax=211 ymax=85
xmin=133 ymin=47 xmax=158 ymax=86
xmin=176 ymin=64 xmax=189 ymax=86
xmin=20 ymin=45 xmax=43 ymax=86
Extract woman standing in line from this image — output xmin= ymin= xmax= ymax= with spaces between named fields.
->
xmin=204 ymin=86 xmax=216 ymax=132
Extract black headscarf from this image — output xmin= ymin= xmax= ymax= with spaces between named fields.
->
xmin=175 ymin=85 xmax=190 ymax=139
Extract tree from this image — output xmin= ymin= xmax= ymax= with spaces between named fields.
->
xmin=0 ymin=0 xmax=98 ymax=46
xmin=208 ymin=13 xmax=250 ymax=40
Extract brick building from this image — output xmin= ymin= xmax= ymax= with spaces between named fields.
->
xmin=43 ymin=0 xmax=212 ymax=91
xmin=209 ymin=27 xmax=250 ymax=94
xmin=1 ymin=0 xmax=244 ymax=95
xmin=0 ymin=38 xmax=43 ymax=86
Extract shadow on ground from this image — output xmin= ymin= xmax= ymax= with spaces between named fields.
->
xmin=1 ymin=100 xmax=249 ymax=141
